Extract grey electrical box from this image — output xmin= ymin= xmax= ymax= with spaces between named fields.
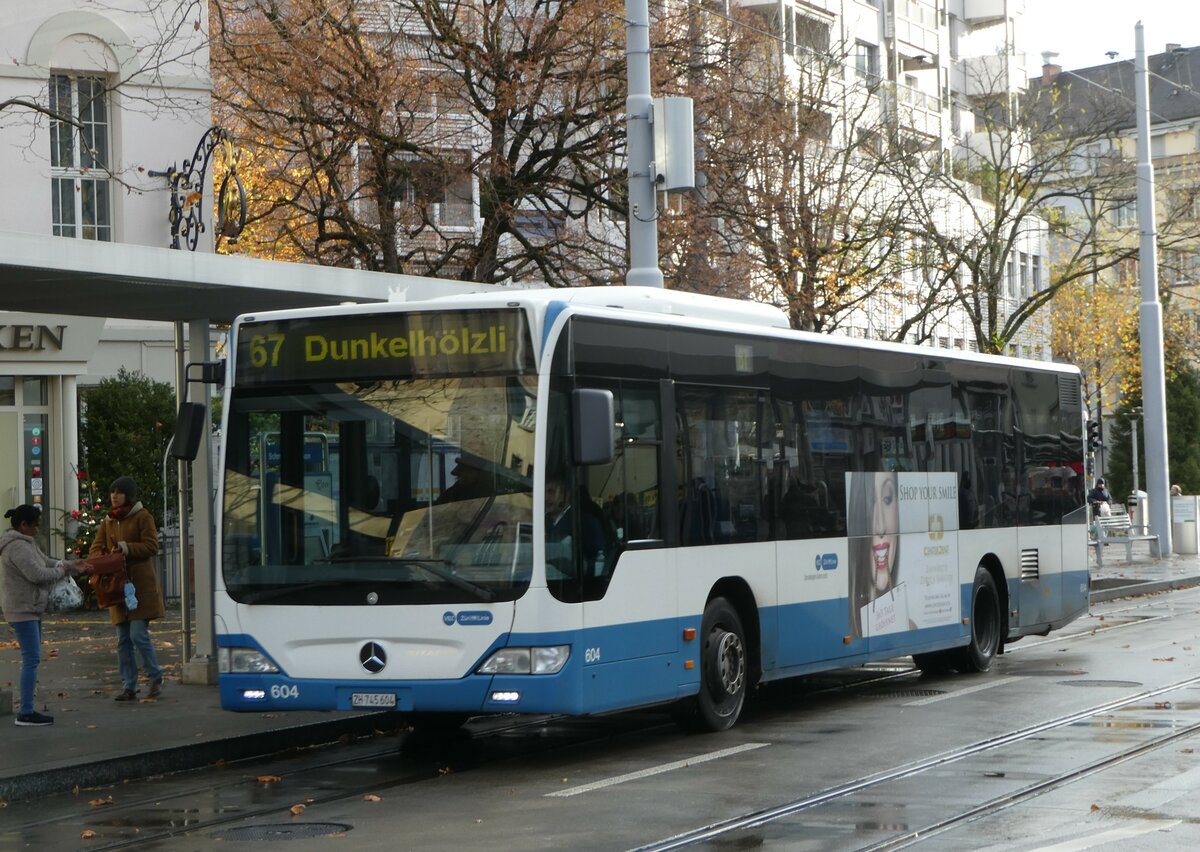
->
xmin=652 ymin=96 xmax=696 ymax=192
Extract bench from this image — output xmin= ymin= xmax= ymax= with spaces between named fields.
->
xmin=1089 ymin=510 xmax=1160 ymax=564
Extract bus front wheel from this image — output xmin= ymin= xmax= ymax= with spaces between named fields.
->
xmin=681 ymin=597 xmax=747 ymax=732
xmin=956 ymin=567 xmax=1001 ymax=673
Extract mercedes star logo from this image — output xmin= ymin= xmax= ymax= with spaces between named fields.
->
xmin=359 ymin=642 xmax=386 ymax=674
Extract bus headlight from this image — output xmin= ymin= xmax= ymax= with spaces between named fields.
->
xmin=477 ymin=645 xmax=569 ymax=675
xmin=219 ymin=647 xmax=280 ymax=674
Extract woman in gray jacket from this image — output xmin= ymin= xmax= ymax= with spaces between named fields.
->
xmin=0 ymin=504 xmax=87 ymax=727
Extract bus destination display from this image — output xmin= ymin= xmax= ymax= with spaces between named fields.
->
xmin=235 ymin=309 xmax=532 ymax=385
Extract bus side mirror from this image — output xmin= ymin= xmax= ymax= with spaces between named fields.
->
xmin=573 ymin=389 xmax=614 ymax=465
xmin=170 ymin=403 xmax=208 ymax=461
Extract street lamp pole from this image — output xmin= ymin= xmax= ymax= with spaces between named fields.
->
xmin=624 ymin=0 xmax=663 ymax=287
xmin=1133 ymin=23 xmax=1171 ymax=555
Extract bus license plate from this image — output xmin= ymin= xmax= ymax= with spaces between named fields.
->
xmin=351 ymin=693 xmax=396 ymax=708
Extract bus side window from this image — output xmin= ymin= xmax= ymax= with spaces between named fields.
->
xmin=582 ymin=382 xmax=662 ymax=555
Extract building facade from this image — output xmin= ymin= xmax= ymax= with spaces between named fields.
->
xmin=0 ymin=3 xmax=211 ymax=551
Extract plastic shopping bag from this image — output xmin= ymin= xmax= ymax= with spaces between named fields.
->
xmin=123 ymin=581 xmax=139 ymax=611
xmin=47 ymin=575 xmax=84 ymax=612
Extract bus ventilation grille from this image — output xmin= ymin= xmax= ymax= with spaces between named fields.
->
xmin=1020 ymin=548 xmax=1039 ymax=580
xmin=1059 ymin=375 xmax=1082 ymax=410
xmin=1022 ymin=549 xmax=1041 ymax=583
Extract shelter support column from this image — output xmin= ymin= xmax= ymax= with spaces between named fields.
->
xmin=181 ymin=318 xmax=218 ymax=685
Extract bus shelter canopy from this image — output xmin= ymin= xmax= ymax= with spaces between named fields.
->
xmin=0 ymin=230 xmax=401 ymax=322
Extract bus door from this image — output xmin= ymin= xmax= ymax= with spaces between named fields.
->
xmin=574 ymin=380 xmax=677 ymax=712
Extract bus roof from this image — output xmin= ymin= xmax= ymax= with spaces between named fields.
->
xmin=233 ymin=285 xmax=1078 ymax=378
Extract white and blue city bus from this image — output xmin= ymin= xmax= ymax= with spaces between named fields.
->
xmin=216 ymin=287 xmax=1089 ymax=731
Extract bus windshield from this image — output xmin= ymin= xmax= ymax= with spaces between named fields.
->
xmin=222 ymin=374 xmax=537 ymax=606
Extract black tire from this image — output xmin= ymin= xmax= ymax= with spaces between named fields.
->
xmin=955 ymin=567 xmax=1002 ymax=673
xmin=678 ymin=598 xmax=748 ymax=732
xmin=912 ymin=650 xmax=955 ymax=674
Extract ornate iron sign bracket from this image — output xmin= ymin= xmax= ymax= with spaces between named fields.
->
xmin=150 ymin=126 xmax=246 ymax=251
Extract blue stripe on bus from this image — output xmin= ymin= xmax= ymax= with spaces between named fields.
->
xmin=219 ymin=572 xmax=1092 ymax=715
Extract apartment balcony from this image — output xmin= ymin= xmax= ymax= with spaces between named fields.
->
xmin=958 ymin=52 xmax=1028 ymax=97
xmin=889 ymin=81 xmax=944 ymax=139
xmin=961 ymin=0 xmax=1008 ymax=25
xmin=888 ymin=0 xmax=941 ymax=60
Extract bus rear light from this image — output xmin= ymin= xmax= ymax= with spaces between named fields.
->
xmin=219 ymin=647 xmax=280 ymax=674
xmin=477 ymin=645 xmax=570 ymax=675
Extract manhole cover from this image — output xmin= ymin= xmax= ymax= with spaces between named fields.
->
xmin=1011 ymin=669 xmax=1087 ymax=677
xmin=212 ymin=823 xmax=353 ymax=842
xmin=864 ymin=689 xmax=947 ymax=698
xmin=1057 ymin=680 xmax=1142 ymax=688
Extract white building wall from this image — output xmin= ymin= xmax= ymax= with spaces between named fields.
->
xmin=0 ymin=3 xmax=212 ymax=549
xmin=0 ymin=3 xmax=212 ymax=248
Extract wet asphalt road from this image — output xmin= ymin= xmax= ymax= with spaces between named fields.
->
xmin=8 ymin=586 xmax=1200 ymax=851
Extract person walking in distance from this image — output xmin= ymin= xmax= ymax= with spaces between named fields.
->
xmin=1 ymin=504 xmax=91 ymax=726
xmin=89 ymin=477 xmax=165 ymax=701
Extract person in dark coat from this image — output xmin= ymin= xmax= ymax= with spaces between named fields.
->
xmin=1087 ymin=478 xmax=1112 ymax=516
xmin=88 ymin=477 xmax=165 ymax=701
xmin=1 ymin=505 xmax=90 ymax=725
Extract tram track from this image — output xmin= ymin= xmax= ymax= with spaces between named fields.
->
xmin=631 ymin=674 xmax=1200 ymax=851
xmin=16 ymin=592 xmax=1199 ymax=849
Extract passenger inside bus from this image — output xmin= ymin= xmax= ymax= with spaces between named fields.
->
xmin=545 ymin=476 xmax=610 ymax=576
xmin=437 ymin=456 xmax=491 ymax=504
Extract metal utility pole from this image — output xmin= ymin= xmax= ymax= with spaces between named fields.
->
xmin=1134 ymin=23 xmax=1171 ymax=555
xmin=625 ymin=0 xmax=663 ymax=287
xmin=1131 ymin=414 xmax=1140 ymax=493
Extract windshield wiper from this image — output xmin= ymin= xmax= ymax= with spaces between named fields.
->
xmin=397 ymin=558 xmax=497 ymax=602
xmin=236 ymin=558 xmax=497 ymax=604
xmin=315 ymin=555 xmax=497 ymax=602
xmin=239 ymin=581 xmax=346 ymax=604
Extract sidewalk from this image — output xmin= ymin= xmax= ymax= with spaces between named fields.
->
xmin=0 ymin=610 xmax=397 ymax=803
xmin=3 ymin=542 xmax=1200 ymax=804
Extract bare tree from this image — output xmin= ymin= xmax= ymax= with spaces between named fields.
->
xmin=651 ymin=9 xmax=940 ymax=335
xmin=213 ymin=0 xmax=627 ymax=283
xmin=887 ymin=60 xmax=1200 ymax=355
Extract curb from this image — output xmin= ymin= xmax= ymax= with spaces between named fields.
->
xmin=0 ymin=712 xmax=399 ymax=803
xmin=1089 ymin=574 xmax=1200 ymax=604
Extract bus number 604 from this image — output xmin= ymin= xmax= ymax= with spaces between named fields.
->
xmin=584 ymin=647 xmax=601 ymax=663
xmin=270 ymin=684 xmax=299 ymax=700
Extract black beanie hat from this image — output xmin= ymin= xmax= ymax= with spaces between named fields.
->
xmin=109 ymin=476 xmax=138 ymax=503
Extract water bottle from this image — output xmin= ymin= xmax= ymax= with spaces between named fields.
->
xmin=123 ymin=581 xmax=139 ymax=610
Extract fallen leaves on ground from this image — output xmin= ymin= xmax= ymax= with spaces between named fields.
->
xmin=81 ymin=829 xmax=96 ymax=839
xmin=289 ymin=803 xmax=306 ymax=815
xmin=363 ymin=794 xmax=382 ymax=802
xmin=256 ymin=775 xmax=282 ymax=784
xmin=1090 ymin=804 xmax=1101 ymax=812
xmin=89 ymin=796 xmax=114 ymax=807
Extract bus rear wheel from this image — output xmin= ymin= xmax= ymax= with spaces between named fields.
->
xmin=679 ymin=597 xmax=747 ymax=732
xmin=955 ymin=567 xmax=1001 ymax=673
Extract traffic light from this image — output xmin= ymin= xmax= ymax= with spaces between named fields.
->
xmin=1087 ymin=420 xmax=1102 ymax=452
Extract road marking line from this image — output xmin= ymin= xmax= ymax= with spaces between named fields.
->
xmin=1122 ymin=763 xmax=1200 ymax=809
xmin=544 ymin=742 xmax=770 ymax=797
xmin=904 ymin=675 xmax=1027 ymax=705
xmin=1033 ymin=819 xmax=1181 ymax=851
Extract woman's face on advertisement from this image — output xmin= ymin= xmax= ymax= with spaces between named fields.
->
xmin=871 ymin=474 xmax=898 ymax=593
